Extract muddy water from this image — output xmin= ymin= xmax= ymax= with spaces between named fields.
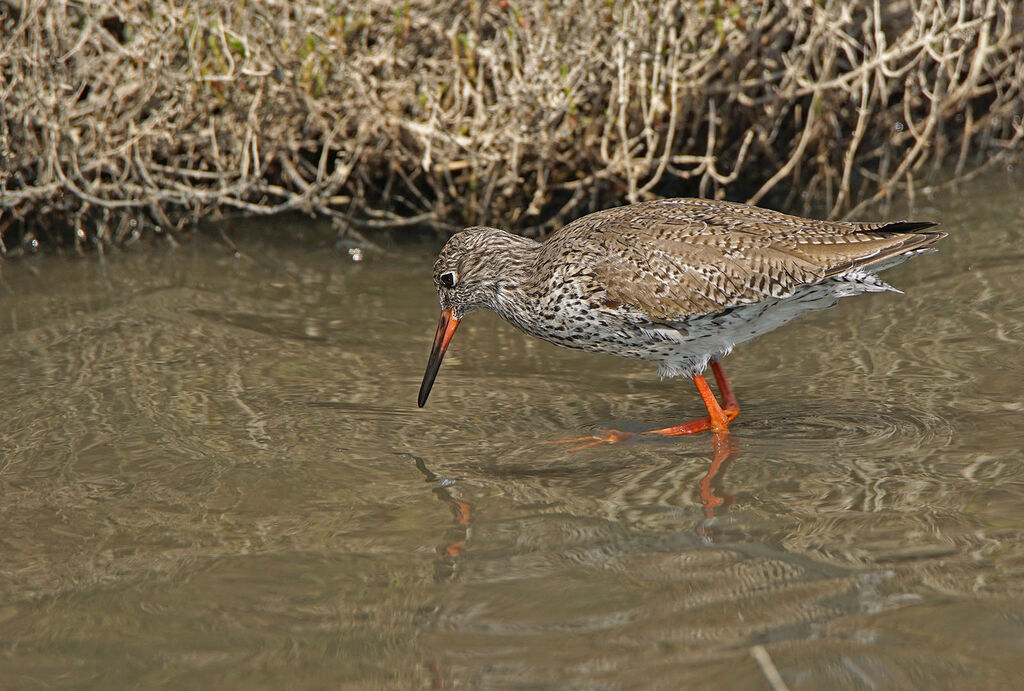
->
xmin=2 ymin=178 xmax=1023 ymax=688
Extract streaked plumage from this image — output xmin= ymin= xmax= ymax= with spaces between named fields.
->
xmin=418 ymin=198 xmax=944 ymax=438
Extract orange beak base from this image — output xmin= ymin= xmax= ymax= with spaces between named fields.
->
xmin=417 ymin=309 xmax=460 ymax=408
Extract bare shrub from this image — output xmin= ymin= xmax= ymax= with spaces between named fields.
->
xmin=1 ymin=0 xmax=1021 ymax=251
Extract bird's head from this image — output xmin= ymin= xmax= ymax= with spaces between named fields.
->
xmin=418 ymin=227 xmax=537 ymax=407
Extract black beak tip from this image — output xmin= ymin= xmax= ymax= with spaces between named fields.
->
xmin=418 ymin=309 xmax=455 ymax=411
xmin=417 ymin=378 xmax=434 ymax=408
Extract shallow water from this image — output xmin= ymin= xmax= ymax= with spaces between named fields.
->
xmin=2 ymin=177 xmax=1024 ymax=688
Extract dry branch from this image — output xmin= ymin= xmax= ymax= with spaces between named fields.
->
xmin=0 ymin=0 xmax=1021 ymax=251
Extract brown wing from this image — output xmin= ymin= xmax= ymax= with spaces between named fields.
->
xmin=555 ymin=199 xmax=943 ymax=321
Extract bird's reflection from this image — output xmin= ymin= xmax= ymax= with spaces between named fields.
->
xmin=410 ymin=454 xmax=472 ymax=581
xmin=406 ymin=430 xmax=740 ymax=580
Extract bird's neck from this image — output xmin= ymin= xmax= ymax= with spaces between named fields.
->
xmin=483 ymin=240 xmax=545 ymax=331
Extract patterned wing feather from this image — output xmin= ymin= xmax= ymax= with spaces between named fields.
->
xmin=557 ymin=199 xmax=942 ymax=321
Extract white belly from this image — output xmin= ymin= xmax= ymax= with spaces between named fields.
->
xmin=649 ymin=275 xmax=894 ymax=377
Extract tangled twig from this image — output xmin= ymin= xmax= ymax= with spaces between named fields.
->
xmin=0 ymin=0 xmax=1021 ymax=251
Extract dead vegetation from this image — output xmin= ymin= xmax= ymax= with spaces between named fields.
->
xmin=1 ymin=0 xmax=1022 ymax=252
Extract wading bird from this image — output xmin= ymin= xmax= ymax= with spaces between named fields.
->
xmin=417 ymin=198 xmax=943 ymax=446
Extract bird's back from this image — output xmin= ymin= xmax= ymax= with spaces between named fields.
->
xmin=540 ymin=198 xmax=944 ymax=322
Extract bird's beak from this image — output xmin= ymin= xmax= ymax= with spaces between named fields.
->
xmin=418 ymin=309 xmax=460 ymax=408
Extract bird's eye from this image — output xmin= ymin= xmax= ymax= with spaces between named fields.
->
xmin=439 ymin=272 xmax=456 ymax=288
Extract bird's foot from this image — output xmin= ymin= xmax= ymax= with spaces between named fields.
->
xmin=543 ymin=429 xmax=635 ymax=451
xmin=643 ymin=408 xmax=739 ymax=437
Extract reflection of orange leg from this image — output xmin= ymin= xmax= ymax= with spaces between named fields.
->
xmin=429 ymin=661 xmax=447 ymax=689
xmin=438 ymin=498 xmax=472 ymax=556
xmin=441 ymin=541 xmax=465 ymax=557
xmin=450 ymin=498 xmax=471 ymax=526
xmin=699 ymin=432 xmax=737 ymax=518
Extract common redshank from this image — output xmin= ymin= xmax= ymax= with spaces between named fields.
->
xmin=417 ymin=198 xmax=943 ymax=443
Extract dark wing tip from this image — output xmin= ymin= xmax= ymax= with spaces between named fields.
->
xmin=824 ymin=222 xmax=946 ymax=278
xmin=878 ymin=221 xmax=940 ymax=234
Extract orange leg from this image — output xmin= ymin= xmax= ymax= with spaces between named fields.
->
xmin=711 ymin=360 xmax=739 ymax=412
xmin=542 ymin=428 xmax=635 ymax=451
xmin=546 ymin=361 xmax=740 ymax=448
xmin=645 ymin=361 xmax=739 ymax=436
